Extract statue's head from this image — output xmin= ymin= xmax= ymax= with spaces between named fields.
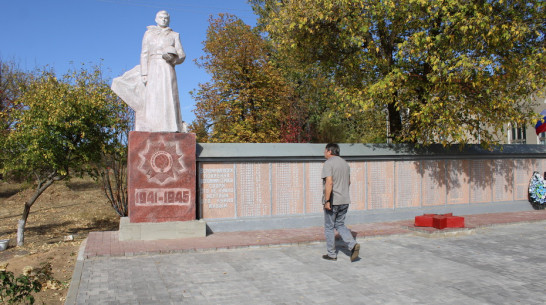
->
xmin=155 ymin=10 xmax=170 ymax=28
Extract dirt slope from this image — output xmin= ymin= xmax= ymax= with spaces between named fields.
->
xmin=0 ymin=178 xmax=119 ymax=304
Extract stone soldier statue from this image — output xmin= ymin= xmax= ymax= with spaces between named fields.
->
xmin=112 ymin=10 xmax=187 ymax=132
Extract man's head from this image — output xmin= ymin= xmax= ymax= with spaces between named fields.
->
xmin=155 ymin=10 xmax=170 ymax=28
xmin=324 ymin=143 xmax=340 ymax=159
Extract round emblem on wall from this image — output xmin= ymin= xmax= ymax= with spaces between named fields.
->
xmin=150 ymin=151 xmax=173 ymax=173
xmin=137 ymin=137 xmax=186 ymax=185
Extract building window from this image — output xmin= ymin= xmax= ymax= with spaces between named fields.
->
xmin=510 ymin=124 xmax=526 ymax=144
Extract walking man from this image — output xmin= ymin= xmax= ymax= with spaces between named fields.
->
xmin=321 ymin=143 xmax=360 ymax=262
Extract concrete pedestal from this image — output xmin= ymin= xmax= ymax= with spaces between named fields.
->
xmin=128 ymin=131 xmax=196 ymax=223
xmin=121 ymin=131 xmax=203 ymax=241
xmin=119 ymin=217 xmax=206 ymax=241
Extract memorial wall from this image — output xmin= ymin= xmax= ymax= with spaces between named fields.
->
xmin=196 ymin=144 xmax=546 ymax=221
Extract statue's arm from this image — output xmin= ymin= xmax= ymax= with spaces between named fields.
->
xmin=173 ymin=33 xmax=186 ymax=65
xmin=140 ymin=31 xmax=150 ymax=81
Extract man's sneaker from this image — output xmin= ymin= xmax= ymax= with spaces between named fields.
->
xmin=350 ymin=243 xmax=360 ymax=262
xmin=322 ymin=254 xmax=337 ymax=261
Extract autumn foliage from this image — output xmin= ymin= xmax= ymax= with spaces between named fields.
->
xmin=194 ymin=1 xmax=544 ymax=145
xmin=191 ymin=14 xmax=300 ymax=142
xmin=0 ymin=64 xmax=129 ymax=245
xmin=254 ymin=0 xmax=546 ymax=145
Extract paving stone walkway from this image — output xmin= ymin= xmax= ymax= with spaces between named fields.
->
xmin=66 ymin=211 xmax=546 ymax=304
xmin=82 ymin=211 xmax=546 ymax=258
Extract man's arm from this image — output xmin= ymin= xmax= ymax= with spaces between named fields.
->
xmin=324 ymin=176 xmax=333 ymax=210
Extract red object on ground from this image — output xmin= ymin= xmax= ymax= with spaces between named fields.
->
xmin=127 ymin=131 xmax=196 ymax=223
xmin=414 ymin=214 xmax=436 ymax=227
xmin=444 ymin=215 xmax=465 ymax=228
xmin=432 ymin=215 xmax=448 ymax=229
xmin=414 ymin=213 xmax=464 ymax=229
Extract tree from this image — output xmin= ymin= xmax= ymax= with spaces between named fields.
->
xmin=1 ymin=65 xmax=128 ymax=246
xmin=191 ymin=14 xmax=298 ymax=143
xmin=94 ymin=106 xmax=133 ymax=217
xmin=253 ymin=0 xmax=546 ymax=145
xmin=270 ymin=56 xmax=387 ymax=143
xmin=0 ymin=59 xmax=30 ymax=155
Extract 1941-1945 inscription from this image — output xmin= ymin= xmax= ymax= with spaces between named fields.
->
xmin=135 ymin=188 xmax=190 ymax=205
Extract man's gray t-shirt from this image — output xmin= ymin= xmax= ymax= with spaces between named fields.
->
xmin=321 ymin=155 xmax=351 ymax=205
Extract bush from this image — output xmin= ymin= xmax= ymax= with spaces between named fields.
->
xmin=0 ymin=270 xmax=41 ymax=304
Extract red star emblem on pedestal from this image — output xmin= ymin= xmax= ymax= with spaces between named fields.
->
xmin=137 ymin=137 xmax=186 ymax=185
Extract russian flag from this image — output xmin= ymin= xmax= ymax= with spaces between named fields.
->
xmin=536 ymin=109 xmax=546 ymax=135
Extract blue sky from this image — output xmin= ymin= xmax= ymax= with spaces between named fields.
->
xmin=0 ymin=0 xmax=258 ymax=123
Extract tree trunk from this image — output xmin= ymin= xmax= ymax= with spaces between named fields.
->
xmin=16 ymin=176 xmax=58 ymax=246
xmin=387 ymin=102 xmax=402 ymax=142
xmin=16 ymin=204 xmax=31 ymax=246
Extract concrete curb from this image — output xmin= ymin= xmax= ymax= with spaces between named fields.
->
xmin=64 ymin=238 xmax=87 ymax=305
xmin=406 ymin=226 xmax=477 ymax=238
